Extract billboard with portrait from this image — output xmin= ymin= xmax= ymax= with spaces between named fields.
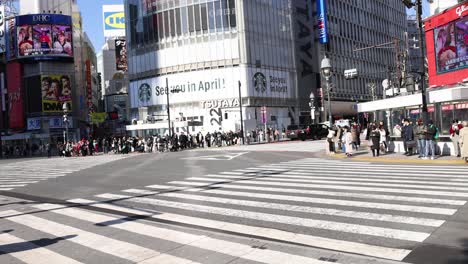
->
xmin=41 ymin=74 xmax=72 ymax=113
xmin=434 ymin=16 xmax=468 ymax=74
xmin=115 ymin=39 xmax=127 ymax=71
xmin=16 ymin=14 xmax=73 ymax=59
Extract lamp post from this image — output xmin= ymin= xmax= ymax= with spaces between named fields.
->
xmin=62 ymin=102 xmax=69 ymax=145
xmin=238 ymin=81 xmax=244 ymax=145
xmin=166 ymin=78 xmax=172 ymax=137
xmin=309 ymin=92 xmax=316 ymax=124
xmin=320 ymin=56 xmax=333 ymax=126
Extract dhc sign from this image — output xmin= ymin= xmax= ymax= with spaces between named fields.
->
xmin=316 ymin=0 xmax=329 ymax=44
xmin=104 ymin=12 xmax=125 ymax=30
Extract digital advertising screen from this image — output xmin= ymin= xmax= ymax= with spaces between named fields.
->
xmin=41 ymin=74 xmax=72 ymax=113
xmin=16 ymin=14 xmax=73 ymax=60
xmin=434 ymin=16 xmax=468 ymax=74
xmin=115 ymin=39 xmax=127 ymax=71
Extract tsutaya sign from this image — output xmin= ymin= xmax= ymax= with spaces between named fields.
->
xmin=201 ymin=98 xmax=240 ymax=109
xmin=130 ymin=67 xmax=293 ymax=108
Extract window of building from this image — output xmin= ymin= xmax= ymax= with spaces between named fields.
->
xmin=175 ymin=8 xmax=182 ymax=36
xmin=163 ymin=11 xmax=170 ymax=38
xmin=215 ymin=0 xmax=223 ymax=30
xmin=188 ymin=5 xmax=195 ymax=33
xmin=169 ymin=9 xmax=176 ymax=37
xmin=228 ymin=0 xmax=236 ymax=28
xmin=194 ymin=4 xmax=202 ymax=33
xmin=181 ymin=6 xmax=188 ymax=35
xmin=201 ymin=3 xmax=208 ymax=32
xmin=208 ymin=1 xmax=215 ymax=31
xmin=157 ymin=12 xmax=164 ymax=40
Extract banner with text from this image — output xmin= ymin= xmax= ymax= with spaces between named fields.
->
xmin=41 ymin=74 xmax=72 ymax=113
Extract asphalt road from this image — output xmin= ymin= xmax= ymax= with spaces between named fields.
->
xmin=0 ymin=141 xmax=467 ymax=264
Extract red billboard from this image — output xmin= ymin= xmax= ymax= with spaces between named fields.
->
xmin=425 ymin=2 xmax=468 ymax=87
xmin=7 ymin=62 xmax=24 ymax=129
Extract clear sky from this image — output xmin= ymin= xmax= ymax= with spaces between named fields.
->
xmin=78 ymin=0 xmax=123 ymax=52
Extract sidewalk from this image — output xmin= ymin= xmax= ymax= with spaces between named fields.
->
xmin=332 ymin=146 xmax=467 ymax=165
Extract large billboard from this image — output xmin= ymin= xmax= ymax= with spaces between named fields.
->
xmin=103 ymin=5 xmax=125 ymax=37
xmin=434 ymin=16 xmax=467 ymax=74
xmin=0 ymin=6 xmax=6 ymax=53
xmin=425 ymin=2 xmax=468 ymax=87
xmin=41 ymin=74 xmax=72 ymax=113
xmin=115 ymin=39 xmax=127 ymax=71
xmin=7 ymin=62 xmax=24 ymax=129
xmin=16 ymin=14 xmax=73 ymax=59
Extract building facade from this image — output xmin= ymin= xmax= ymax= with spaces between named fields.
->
xmin=125 ymin=0 xmax=297 ymax=136
xmin=0 ymin=0 xmax=98 ymax=148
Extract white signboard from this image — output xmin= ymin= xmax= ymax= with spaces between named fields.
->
xmin=0 ymin=6 xmax=6 ymax=53
xmin=130 ymin=67 xmax=294 ymax=108
xmin=103 ymin=5 xmax=125 ymax=37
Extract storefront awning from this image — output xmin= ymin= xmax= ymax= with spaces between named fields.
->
xmin=357 ymin=86 xmax=468 ymax=112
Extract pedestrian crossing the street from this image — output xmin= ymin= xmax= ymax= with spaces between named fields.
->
xmin=1 ymin=157 xmax=467 ymax=263
xmin=0 ymin=155 xmax=132 ymax=191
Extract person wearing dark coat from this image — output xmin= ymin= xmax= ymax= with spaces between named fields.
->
xmin=402 ymin=119 xmax=415 ymax=156
xmin=369 ymin=125 xmax=381 ymax=157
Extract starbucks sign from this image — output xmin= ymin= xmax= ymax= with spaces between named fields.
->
xmin=253 ymin=72 xmax=267 ymax=93
xmin=138 ymin=83 xmax=151 ymax=102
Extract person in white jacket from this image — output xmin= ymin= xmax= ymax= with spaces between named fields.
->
xmin=344 ymin=126 xmax=353 ymax=157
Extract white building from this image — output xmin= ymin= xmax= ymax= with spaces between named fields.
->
xmin=429 ymin=0 xmax=463 ymax=15
xmin=125 ymin=0 xmax=296 ymax=136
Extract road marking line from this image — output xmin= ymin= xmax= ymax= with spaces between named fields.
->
xmin=1 ymin=210 xmax=159 ymax=262
xmin=217 ymin=172 xmax=468 ymax=186
xmin=213 ymin=173 xmax=468 ymax=190
xmin=165 ymin=181 xmax=466 ymax=206
xmin=181 ymin=178 xmax=461 ymax=215
xmin=0 ymin=181 xmax=38 ymax=184
xmin=95 ymin=193 xmax=431 ymax=242
xmin=67 ymin=198 xmax=411 ymax=261
xmin=0 ymin=184 xmax=26 ymax=188
xmin=0 ymin=233 xmax=84 ymax=264
xmin=257 ymin=166 xmax=468 ymax=179
xmin=281 ymin=161 xmax=468 ymax=170
xmin=181 ymin=177 xmax=468 ymax=198
xmin=236 ymin=169 xmax=468 ymax=182
xmin=143 ymin=190 xmax=444 ymax=227
xmin=34 ymin=203 xmax=337 ymax=264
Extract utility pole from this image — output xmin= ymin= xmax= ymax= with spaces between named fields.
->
xmin=238 ymin=81 xmax=244 ymax=145
xmin=166 ymin=78 xmax=171 ymax=137
xmin=402 ymin=0 xmax=428 ymax=122
xmin=416 ymin=0 xmax=428 ymax=123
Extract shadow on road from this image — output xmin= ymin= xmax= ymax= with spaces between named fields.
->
xmin=0 ymin=235 xmax=77 ymax=255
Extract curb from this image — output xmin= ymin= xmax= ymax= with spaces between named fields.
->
xmin=332 ymin=153 xmax=467 ymax=165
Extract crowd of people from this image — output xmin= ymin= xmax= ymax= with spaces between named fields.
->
xmin=325 ymin=118 xmax=468 ymax=162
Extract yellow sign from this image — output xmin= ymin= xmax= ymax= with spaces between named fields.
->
xmin=90 ymin=112 xmax=107 ymax=124
xmin=104 ymin=12 xmax=125 ymax=30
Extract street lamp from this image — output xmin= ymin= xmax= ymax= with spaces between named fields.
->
xmin=309 ymin=92 xmax=316 ymax=124
xmin=62 ymin=102 xmax=69 ymax=145
xmin=321 ymin=56 xmax=333 ymax=125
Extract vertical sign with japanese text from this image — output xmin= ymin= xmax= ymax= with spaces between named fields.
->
xmin=317 ymin=0 xmax=329 ymax=44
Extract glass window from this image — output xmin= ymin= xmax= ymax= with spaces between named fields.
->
xmin=228 ymin=0 xmax=236 ymax=28
xmin=163 ymin=11 xmax=170 ymax=38
xmin=208 ymin=2 xmax=215 ymax=31
xmin=201 ymin=3 xmax=208 ymax=32
xmin=221 ymin=0 xmax=228 ymax=30
xmin=194 ymin=4 xmax=201 ymax=33
xmin=169 ymin=9 xmax=176 ymax=37
xmin=157 ymin=12 xmax=164 ymax=40
xmin=188 ymin=5 xmax=195 ymax=32
xmin=215 ymin=0 xmax=222 ymax=30
xmin=175 ymin=8 xmax=182 ymax=36
xmin=152 ymin=14 xmax=159 ymax=43
xmin=181 ymin=6 xmax=188 ymax=35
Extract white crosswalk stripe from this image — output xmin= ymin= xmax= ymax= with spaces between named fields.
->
xmin=2 ymin=157 xmax=465 ymax=264
xmin=64 ymin=157 xmax=468 ymax=262
xmin=0 ymin=155 xmax=132 ymax=191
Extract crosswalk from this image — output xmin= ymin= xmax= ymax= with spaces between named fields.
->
xmin=0 ymin=155 xmax=132 ymax=191
xmin=203 ymin=140 xmax=326 ymax=152
xmin=1 ymin=157 xmax=467 ymax=263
